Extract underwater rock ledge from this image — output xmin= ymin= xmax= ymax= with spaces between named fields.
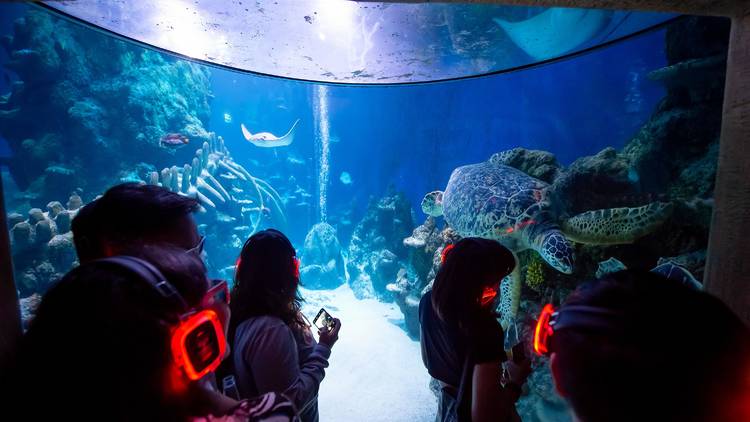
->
xmin=0 ymin=9 xmax=213 ymax=205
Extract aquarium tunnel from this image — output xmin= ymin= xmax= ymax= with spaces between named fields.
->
xmin=0 ymin=1 xmax=747 ymax=421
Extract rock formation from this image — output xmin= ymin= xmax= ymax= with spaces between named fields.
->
xmin=347 ymin=190 xmax=414 ymax=300
xmin=300 ymin=223 xmax=346 ymax=290
xmin=0 ymin=8 xmax=213 ymax=206
xmin=8 ymin=193 xmax=81 ymax=297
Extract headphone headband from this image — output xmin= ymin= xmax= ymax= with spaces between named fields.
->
xmin=94 ymin=255 xmax=226 ymax=381
xmin=551 ymin=305 xmax=624 ymax=332
xmin=535 ymin=303 xmax=625 ymax=356
xmin=96 ymin=256 xmax=188 ymax=312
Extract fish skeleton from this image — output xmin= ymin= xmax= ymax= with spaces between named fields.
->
xmin=220 ymin=173 xmax=238 ymax=180
xmin=241 ymin=119 xmax=300 ymax=148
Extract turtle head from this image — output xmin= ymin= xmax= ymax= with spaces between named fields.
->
xmin=421 ymin=191 xmax=444 ymax=217
xmin=538 ymin=231 xmax=574 ymax=274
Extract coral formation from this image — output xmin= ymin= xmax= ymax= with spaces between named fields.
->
xmin=347 ymin=190 xmax=413 ymax=300
xmin=300 ymin=223 xmax=346 ymax=290
xmin=403 ymin=216 xmax=443 ymax=287
xmin=0 ymin=9 xmax=213 ymax=207
xmin=595 ymin=257 xmax=627 ymax=278
xmin=525 ymin=255 xmax=546 ymax=292
xmin=7 ymin=193 xmax=81 ymax=297
xmin=386 ymin=268 xmax=422 ymax=338
xmin=490 ymin=147 xmax=562 ymax=184
xmin=389 ymin=219 xmax=462 ymax=338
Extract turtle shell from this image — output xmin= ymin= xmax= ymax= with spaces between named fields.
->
xmin=442 ymin=160 xmax=550 ymax=245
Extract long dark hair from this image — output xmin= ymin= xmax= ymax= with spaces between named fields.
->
xmin=431 ymin=237 xmax=515 ymax=330
xmin=229 ymin=229 xmax=305 ymax=345
xmin=7 ymin=245 xmax=209 ymax=421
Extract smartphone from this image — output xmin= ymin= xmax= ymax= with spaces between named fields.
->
xmin=313 ymin=308 xmax=335 ymax=331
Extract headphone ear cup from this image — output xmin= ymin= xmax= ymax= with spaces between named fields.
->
xmin=292 ymin=257 xmax=300 ymax=279
xmin=171 ymin=310 xmax=226 ymax=381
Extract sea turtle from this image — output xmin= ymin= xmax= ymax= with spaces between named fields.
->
xmin=422 ymin=156 xmax=673 ymax=328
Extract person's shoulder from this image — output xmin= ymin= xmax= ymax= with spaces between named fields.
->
xmin=237 ymin=316 xmax=293 ymax=341
xmin=238 ymin=315 xmax=287 ymax=331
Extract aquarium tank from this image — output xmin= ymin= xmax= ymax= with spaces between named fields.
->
xmin=0 ymin=1 xmax=730 ymax=421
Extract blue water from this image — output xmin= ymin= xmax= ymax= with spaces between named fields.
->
xmin=2 ymin=5 xmax=723 ymax=421
xmin=209 ymin=29 xmax=666 ymax=245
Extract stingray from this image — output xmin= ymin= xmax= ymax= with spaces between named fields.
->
xmin=241 ymin=119 xmax=300 ymax=148
xmin=494 ymin=8 xmax=613 ymax=61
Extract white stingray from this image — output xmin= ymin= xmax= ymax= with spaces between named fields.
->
xmin=494 ymin=8 xmax=612 ymax=61
xmin=241 ymin=119 xmax=300 ymax=148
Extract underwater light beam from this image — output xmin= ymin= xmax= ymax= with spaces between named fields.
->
xmin=152 ymin=0 xmax=228 ymax=61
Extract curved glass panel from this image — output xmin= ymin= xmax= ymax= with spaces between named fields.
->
xmin=42 ymin=0 xmax=674 ymax=84
xmin=0 ymin=3 xmax=730 ymax=421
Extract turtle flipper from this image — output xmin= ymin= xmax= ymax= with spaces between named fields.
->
xmin=421 ymin=191 xmax=444 ymax=217
xmin=561 ymin=202 xmax=673 ymax=245
xmin=499 ymin=258 xmax=522 ymax=330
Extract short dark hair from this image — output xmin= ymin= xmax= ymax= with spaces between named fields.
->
xmin=553 ymin=270 xmax=750 ymax=422
xmin=8 ymin=245 xmax=208 ymax=420
xmin=72 ymin=183 xmax=200 ymax=262
xmin=431 ymin=237 xmax=515 ymax=329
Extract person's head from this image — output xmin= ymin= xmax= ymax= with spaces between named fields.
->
xmin=12 ymin=245 xmax=228 ymax=420
xmin=547 ymin=270 xmax=750 ymax=422
xmin=229 ymin=229 xmax=303 ymax=340
xmin=72 ymin=183 xmax=201 ymax=263
xmin=431 ymin=237 xmax=515 ymax=328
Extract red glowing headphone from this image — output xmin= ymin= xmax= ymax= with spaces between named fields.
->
xmin=98 ymin=256 xmax=226 ymax=381
xmin=533 ymin=303 xmax=623 ymax=356
xmin=440 ymin=244 xmax=455 ymax=264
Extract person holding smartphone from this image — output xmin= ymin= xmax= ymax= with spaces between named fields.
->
xmin=226 ymin=229 xmax=341 ymax=422
xmin=420 ymin=238 xmax=531 ymax=422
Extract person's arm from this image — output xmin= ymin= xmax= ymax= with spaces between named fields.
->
xmin=471 ymin=362 xmax=520 ymax=422
xmin=243 ymin=319 xmax=331 ymax=412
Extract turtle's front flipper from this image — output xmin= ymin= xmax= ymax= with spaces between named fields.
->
xmin=561 ymin=202 xmax=673 ymax=245
xmin=499 ymin=259 xmax=522 ymax=330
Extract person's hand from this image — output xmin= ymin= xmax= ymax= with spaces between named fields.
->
xmin=318 ymin=318 xmax=341 ymax=349
xmin=503 ymin=357 xmax=532 ymax=386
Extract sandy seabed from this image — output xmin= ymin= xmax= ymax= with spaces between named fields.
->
xmin=301 ymin=285 xmax=437 ymax=422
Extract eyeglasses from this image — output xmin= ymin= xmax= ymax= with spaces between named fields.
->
xmin=202 ymin=279 xmax=230 ymax=307
xmin=186 ymin=236 xmax=206 ymax=256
